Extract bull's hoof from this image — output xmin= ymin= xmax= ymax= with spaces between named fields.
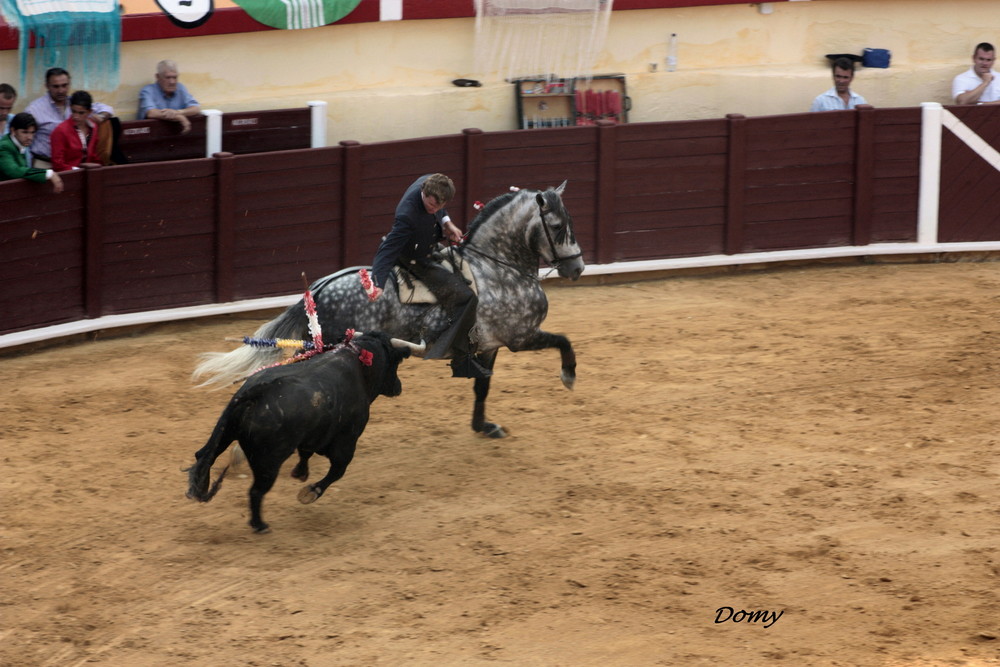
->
xmin=251 ymin=523 xmax=271 ymax=534
xmin=561 ymin=369 xmax=576 ymax=390
xmin=480 ymin=422 xmax=508 ymax=439
xmin=229 ymin=445 xmax=247 ymax=469
xmin=290 ymin=463 xmax=309 ymax=481
xmin=297 ymin=485 xmax=321 ymax=504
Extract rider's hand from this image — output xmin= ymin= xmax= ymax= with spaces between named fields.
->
xmin=443 ymin=220 xmax=463 ymax=244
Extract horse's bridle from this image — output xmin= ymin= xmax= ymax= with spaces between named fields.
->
xmin=537 ymin=197 xmax=583 ymax=268
xmin=461 ymin=194 xmax=582 ymax=280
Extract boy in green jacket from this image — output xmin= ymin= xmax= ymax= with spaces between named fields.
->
xmin=0 ymin=113 xmax=63 ymax=193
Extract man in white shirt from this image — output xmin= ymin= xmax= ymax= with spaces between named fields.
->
xmin=952 ymin=42 xmax=1000 ymax=105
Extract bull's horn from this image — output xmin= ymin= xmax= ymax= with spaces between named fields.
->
xmin=390 ymin=338 xmax=426 ymax=356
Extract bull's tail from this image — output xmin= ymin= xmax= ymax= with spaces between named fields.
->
xmin=191 ymin=300 xmax=308 ymax=388
xmin=185 ymin=408 xmax=237 ymax=502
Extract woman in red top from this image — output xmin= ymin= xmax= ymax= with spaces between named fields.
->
xmin=51 ymin=91 xmax=100 ymax=171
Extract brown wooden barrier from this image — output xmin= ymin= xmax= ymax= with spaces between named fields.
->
xmin=117 ymin=107 xmax=312 ymax=164
xmin=2 ymin=108 xmax=937 ymax=338
xmin=870 ymin=107 xmax=920 ymax=243
xmin=742 ymin=111 xmax=858 ymax=251
xmin=611 ymin=118 xmax=729 ymax=262
xmin=118 ymin=116 xmax=208 ymax=163
xmin=223 ymin=108 xmax=312 ymax=155
xmin=938 ymin=105 xmax=1000 ymax=243
xmin=229 ymin=147 xmax=343 ymax=300
xmin=0 ymin=173 xmax=87 ymax=331
xmin=96 ymin=160 xmax=218 ymax=314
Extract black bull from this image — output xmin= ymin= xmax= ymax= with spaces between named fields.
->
xmin=186 ymin=332 xmax=419 ymax=533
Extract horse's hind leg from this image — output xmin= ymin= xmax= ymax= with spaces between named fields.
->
xmin=510 ymin=331 xmax=576 ymax=390
xmin=471 ymin=350 xmax=506 ymax=438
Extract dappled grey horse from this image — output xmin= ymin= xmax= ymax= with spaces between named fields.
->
xmin=193 ymin=182 xmax=585 ymax=438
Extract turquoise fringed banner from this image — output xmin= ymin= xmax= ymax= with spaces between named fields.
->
xmin=0 ymin=0 xmax=120 ymax=92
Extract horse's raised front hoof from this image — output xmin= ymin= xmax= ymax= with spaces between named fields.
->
xmin=290 ymin=462 xmax=309 ymax=481
xmin=480 ymin=422 xmax=508 ymax=439
xmin=561 ymin=369 xmax=576 ymax=390
xmin=298 ymin=485 xmax=321 ymax=504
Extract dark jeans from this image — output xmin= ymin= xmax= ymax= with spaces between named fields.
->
xmin=404 ymin=258 xmax=477 ymax=358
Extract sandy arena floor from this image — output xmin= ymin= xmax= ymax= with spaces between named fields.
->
xmin=2 ymin=260 xmax=1000 ymax=666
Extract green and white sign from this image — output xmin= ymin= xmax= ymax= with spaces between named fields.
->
xmin=233 ymin=0 xmax=360 ymax=30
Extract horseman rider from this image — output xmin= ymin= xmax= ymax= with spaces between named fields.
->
xmin=371 ymin=173 xmax=492 ymax=379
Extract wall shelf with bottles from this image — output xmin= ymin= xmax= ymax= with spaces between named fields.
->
xmin=513 ymin=75 xmax=630 ymax=129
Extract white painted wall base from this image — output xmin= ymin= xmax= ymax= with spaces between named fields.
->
xmin=5 ymin=242 xmax=1000 ymax=351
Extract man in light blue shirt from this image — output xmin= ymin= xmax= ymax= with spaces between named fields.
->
xmin=137 ymin=60 xmax=201 ymax=133
xmin=810 ymin=57 xmax=868 ymax=112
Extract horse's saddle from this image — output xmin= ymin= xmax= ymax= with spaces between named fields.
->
xmin=392 ymin=251 xmax=477 ymax=305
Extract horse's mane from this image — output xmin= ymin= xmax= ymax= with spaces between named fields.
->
xmin=464 ymin=191 xmax=519 ymax=243
xmin=463 ymin=186 xmax=574 ymax=246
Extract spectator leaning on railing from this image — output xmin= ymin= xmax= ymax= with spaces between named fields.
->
xmin=138 ymin=60 xmax=201 ymax=134
xmin=0 ymin=112 xmax=64 ymax=193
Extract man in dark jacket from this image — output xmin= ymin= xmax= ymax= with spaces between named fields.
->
xmin=371 ymin=173 xmax=490 ymax=379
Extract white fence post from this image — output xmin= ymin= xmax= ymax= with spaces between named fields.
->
xmin=308 ymin=100 xmax=328 ymax=148
xmin=204 ymin=109 xmax=223 ymax=157
xmin=918 ymin=102 xmax=943 ymax=246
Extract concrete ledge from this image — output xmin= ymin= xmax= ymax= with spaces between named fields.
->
xmin=0 ymin=296 xmax=298 ymax=357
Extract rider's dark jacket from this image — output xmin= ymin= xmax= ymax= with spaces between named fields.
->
xmin=371 ymin=175 xmax=448 ymax=288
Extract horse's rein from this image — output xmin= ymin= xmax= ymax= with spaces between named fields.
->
xmin=460 ymin=242 xmax=541 ymax=282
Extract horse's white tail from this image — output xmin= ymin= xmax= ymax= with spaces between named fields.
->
xmin=191 ymin=305 xmax=305 ymax=388
xmin=192 ymin=344 xmax=280 ymax=388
